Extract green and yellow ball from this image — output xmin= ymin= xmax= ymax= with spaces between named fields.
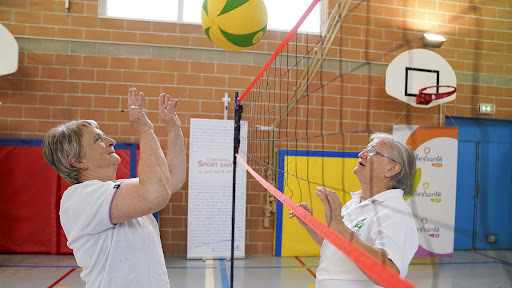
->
xmin=201 ymin=0 xmax=268 ymax=51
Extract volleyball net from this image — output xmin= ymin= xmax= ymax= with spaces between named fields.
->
xmin=234 ymin=0 xmax=419 ymax=287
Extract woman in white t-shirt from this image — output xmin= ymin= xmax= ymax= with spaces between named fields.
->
xmin=290 ymin=133 xmax=419 ymax=288
xmin=42 ymin=88 xmax=186 ymax=288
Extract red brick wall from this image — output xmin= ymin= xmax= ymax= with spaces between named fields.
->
xmin=0 ymin=0 xmax=510 ymax=255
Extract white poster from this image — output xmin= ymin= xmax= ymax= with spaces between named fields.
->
xmin=394 ymin=125 xmax=458 ymax=257
xmin=187 ymin=119 xmax=247 ymax=259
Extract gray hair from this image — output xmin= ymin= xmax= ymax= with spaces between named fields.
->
xmin=42 ymin=120 xmax=99 ymax=185
xmin=370 ymin=132 xmax=416 ymax=196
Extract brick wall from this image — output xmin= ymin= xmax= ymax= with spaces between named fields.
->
xmin=0 ymin=0 xmax=510 ymax=255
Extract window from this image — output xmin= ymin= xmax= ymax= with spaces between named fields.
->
xmin=99 ymin=0 xmax=321 ymax=33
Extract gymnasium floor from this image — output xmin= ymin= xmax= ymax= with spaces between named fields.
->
xmin=1 ymin=250 xmax=511 ymax=288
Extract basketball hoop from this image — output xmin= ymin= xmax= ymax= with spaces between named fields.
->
xmin=417 ymin=85 xmax=456 ymax=105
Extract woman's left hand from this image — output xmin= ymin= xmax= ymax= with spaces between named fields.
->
xmin=159 ymin=93 xmax=182 ymax=131
xmin=316 ymin=187 xmax=349 ymax=236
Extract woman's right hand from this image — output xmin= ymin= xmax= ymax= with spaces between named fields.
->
xmin=128 ymin=88 xmax=153 ymax=135
xmin=159 ymin=93 xmax=182 ymax=131
xmin=289 ymin=202 xmax=313 ymax=228
xmin=316 ymin=187 xmax=345 ymax=230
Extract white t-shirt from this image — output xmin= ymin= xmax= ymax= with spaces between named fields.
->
xmin=315 ymin=189 xmax=418 ymax=288
xmin=60 ymin=180 xmax=170 ymax=288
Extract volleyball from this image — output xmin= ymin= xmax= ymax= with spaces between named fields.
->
xmin=201 ymin=0 xmax=268 ymax=51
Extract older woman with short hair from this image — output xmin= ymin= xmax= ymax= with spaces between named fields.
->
xmin=290 ymin=132 xmax=418 ymax=288
xmin=43 ymin=119 xmax=103 ymax=184
xmin=42 ymin=88 xmax=186 ymax=288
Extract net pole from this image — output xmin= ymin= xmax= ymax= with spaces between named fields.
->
xmin=231 ymin=92 xmax=243 ymax=288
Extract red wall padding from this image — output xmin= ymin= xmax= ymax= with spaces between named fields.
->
xmin=0 ymin=146 xmax=58 ymax=253
xmin=0 ymin=144 xmax=133 ymax=254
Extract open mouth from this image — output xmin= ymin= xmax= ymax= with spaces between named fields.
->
xmin=358 ymin=160 xmax=365 ymax=167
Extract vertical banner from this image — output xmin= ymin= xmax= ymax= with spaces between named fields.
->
xmin=187 ymin=119 xmax=247 ymax=259
xmin=394 ymin=125 xmax=458 ymax=257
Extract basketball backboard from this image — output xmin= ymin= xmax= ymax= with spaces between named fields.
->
xmin=385 ymin=49 xmax=456 ymax=108
xmin=0 ymin=24 xmax=19 ymax=76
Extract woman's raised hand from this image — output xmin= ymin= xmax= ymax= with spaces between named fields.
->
xmin=159 ymin=93 xmax=182 ymax=131
xmin=128 ymin=88 xmax=153 ymax=135
xmin=289 ymin=202 xmax=313 ymax=228
xmin=316 ymin=187 xmax=346 ymax=232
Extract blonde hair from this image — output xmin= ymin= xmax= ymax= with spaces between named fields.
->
xmin=42 ymin=120 xmax=99 ymax=184
xmin=370 ymin=132 xmax=416 ymax=196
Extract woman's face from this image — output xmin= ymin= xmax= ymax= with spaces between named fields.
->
xmin=79 ymin=126 xmax=121 ymax=175
xmin=354 ymin=139 xmax=396 ymax=185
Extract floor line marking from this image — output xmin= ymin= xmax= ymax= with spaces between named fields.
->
xmin=165 ymin=266 xmax=216 ymax=269
xmin=47 ymin=268 xmax=76 ymax=288
xmin=410 ymin=261 xmax=500 ymax=266
xmin=474 ymin=251 xmax=512 ymax=266
xmin=295 ymin=256 xmax=316 ymax=278
xmin=205 ymin=259 xmax=214 ymax=288
xmin=2 ymin=261 xmax=504 ymax=270
xmin=0 ymin=265 xmax=80 ymax=268
xmin=219 ymin=259 xmax=230 ymax=288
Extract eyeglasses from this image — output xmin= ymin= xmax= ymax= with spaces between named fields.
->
xmin=360 ymin=147 xmax=400 ymax=163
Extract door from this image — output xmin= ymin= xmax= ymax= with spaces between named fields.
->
xmin=447 ymin=117 xmax=512 ymax=250
xmin=453 ymin=141 xmax=477 ymax=249
xmin=476 ymin=142 xmax=512 ymax=249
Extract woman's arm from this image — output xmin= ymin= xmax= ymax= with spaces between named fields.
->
xmin=316 ymin=187 xmax=400 ymax=285
xmin=289 ymin=202 xmax=324 ymax=246
xmin=110 ymin=88 xmax=172 ymax=224
xmin=159 ymin=93 xmax=186 ymax=193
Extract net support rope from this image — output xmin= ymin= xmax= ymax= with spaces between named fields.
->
xmin=236 ymin=154 xmax=416 ymax=288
